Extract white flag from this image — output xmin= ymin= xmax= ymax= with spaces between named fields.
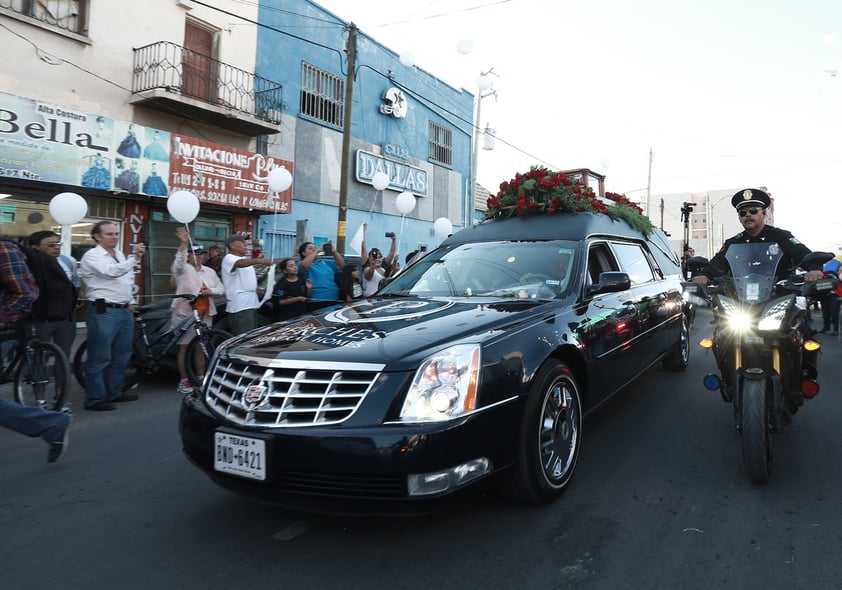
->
xmin=258 ymin=264 xmax=276 ymax=307
xmin=348 ymin=223 xmax=365 ymax=254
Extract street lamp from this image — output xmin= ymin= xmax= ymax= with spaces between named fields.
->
xmin=469 ymin=68 xmax=497 ymax=225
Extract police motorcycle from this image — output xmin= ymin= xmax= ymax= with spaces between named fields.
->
xmin=687 ymin=245 xmax=837 ymax=484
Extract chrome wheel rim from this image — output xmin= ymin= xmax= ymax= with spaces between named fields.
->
xmin=539 ymin=377 xmax=579 ymax=486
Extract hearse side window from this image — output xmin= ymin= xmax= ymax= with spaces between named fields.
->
xmin=648 ymin=242 xmax=681 ymax=279
xmin=586 ymin=243 xmax=619 ymax=286
xmin=610 ymin=242 xmax=656 ymax=285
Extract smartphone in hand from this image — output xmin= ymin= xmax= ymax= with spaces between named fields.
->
xmin=323 ymin=243 xmax=333 ymax=256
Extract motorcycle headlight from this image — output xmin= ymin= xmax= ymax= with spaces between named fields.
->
xmin=718 ymin=296 xmax=751 ymax=332
xmin=727 ymin=310 xmax=752 ymax=332
xmin=399 ymin=344 xmax=480 ymax=422
xmin=758 ymin=296 xmax=794 ymax=332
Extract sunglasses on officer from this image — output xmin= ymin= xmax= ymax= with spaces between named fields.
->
xmin=738 ymin=207 xmax=761 ymax=218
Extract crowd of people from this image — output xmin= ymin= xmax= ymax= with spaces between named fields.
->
xmin=3 ymin=188 xmax=842 ymax=465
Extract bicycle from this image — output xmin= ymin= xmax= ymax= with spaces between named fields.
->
xmin=73 ymin=294 xmax=233 ymax=390
xmin=0 ymin=320 xmax=71 ymax=411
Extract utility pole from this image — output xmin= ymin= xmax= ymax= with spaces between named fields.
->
xmin=336 ymin=23 xmax=357 ymax=253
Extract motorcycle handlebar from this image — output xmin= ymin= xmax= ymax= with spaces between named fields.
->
xmin=685 ymin=274 xmax=839 ymax=301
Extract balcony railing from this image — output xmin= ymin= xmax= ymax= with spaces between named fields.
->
xmin=132 ymin=41 xmax=283 ymax=126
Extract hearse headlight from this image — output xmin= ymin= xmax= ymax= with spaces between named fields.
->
xmin=399 ymin=344 xmax=480 ymax=422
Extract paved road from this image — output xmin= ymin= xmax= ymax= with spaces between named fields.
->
xmin=3 ymin=312 xmax=842 ymax=589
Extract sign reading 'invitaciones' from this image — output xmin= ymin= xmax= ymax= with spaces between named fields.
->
xmin=169 ymin=135 xmax=292 ymax=213
xmin=0 ymin=90 xmax=292 ymax=213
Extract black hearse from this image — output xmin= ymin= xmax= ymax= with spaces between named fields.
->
xmin=179 ymin=212 xmax=690 ymax=513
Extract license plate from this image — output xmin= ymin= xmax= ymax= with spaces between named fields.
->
xmin=214 ymin=432 xmax=266 ymax=481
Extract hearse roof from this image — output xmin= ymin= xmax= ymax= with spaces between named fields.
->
xmin=443 ymin=212 xmax=652 ymax=246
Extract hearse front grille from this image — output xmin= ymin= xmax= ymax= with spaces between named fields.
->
xmin=204 ymin=358 xmax=381 ymax=427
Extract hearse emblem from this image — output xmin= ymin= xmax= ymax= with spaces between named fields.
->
xmin=243 ymin=384 xmax=268 ymax=407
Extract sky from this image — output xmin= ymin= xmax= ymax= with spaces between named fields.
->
xmin=314 ymin=0 xmax=842 ymax=249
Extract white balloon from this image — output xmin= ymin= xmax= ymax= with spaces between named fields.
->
xmin=49 ymin=192 xmax=88 ymax=225
xmin=434 ymin=217 xmax=453 ymax=238
xmin=457 ymin=38 xmax=474 ymax=55
xmin=395 ymin=191 xmax=416 ymax=215
xmin=267 ymin=166 xmax=292 ymax=192
xmin=399 ymin=52 xmax=416 ymax=67
xmin=372 ymin=172 xmax=390 ymax=191
xmin=167 ymin=190 xmax=200 ymax=224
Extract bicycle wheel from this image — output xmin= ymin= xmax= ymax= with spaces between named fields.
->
xmin=185 ymin=329 xmax=232 ymax=386
xmin=14 ymin=341 xmax=70 ymax=411
xmin=72 ymin=339 xmax=140 ymax=392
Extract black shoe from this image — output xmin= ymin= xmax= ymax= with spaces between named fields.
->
xmin=85 ymin=401 xmax=116 ymax=411
xmin=819 ymin=328 xmax=829 ymax=333
xmin=831 ymin=330 xmax=838 ymax=336
xmin=111 ymin=393 xmax=138 ymax=402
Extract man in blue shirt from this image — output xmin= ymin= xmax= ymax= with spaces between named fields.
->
xmin=297 ymin=240 xmax=345 ymax=312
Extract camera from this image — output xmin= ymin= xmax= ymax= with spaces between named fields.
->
xmin=322 ymin=243 xmax=333 ymax=256
xmin=385 ymin=232 xmax=395 ymax=238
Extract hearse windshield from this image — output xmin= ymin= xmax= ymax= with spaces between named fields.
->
xmin=380 ymin=240 xmax=578 ymax=299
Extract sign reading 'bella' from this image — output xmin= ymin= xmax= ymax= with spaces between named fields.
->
xmin=0 ymin=91 xmax=292 ymax=212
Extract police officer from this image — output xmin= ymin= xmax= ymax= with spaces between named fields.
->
xmin=692 ymin=188 xmax=824 ymax=285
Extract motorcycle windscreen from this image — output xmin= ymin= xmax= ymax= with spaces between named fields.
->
xmin=724 ymin=243 xmax=784 ymax=303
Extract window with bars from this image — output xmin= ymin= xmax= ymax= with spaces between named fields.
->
xmin=300 ymin=62 xmax=344 ymax=128
xmin=0 ymin=0 xmax=88 ymax=36
xmin=428 ymin=121 xmax=453 ymax=167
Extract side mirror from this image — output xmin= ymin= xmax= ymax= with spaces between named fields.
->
xmin=799 ymin=251 xmax=834 ymax=269
xmin=587 ymin=271 xmax=631 ymax=296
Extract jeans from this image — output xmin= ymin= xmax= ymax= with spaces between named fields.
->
xmin=0 ymin=398 xmax=69 ymax=443
xmin=34 ymin=320 xmax=76 ymax=360
xmin=85 ymin=307 xmax=133 ymax=406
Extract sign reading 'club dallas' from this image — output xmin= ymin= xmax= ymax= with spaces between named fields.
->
xmin=355 ymin=149 xmax=427 ymax=197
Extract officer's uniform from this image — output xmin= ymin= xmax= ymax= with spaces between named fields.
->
xmin=699 ymin=188 xmax=821 ymax=280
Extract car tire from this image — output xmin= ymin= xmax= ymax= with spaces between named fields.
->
xmin=501 ymin=359 xmax=583 ymax=504
xmin=663 ymin=314 xmax=690 ymax=372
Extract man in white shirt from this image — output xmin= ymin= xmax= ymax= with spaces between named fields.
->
xmin=79 ymin=221 xmax=145 ymax=411
xmin=221 ymin=234 xmax=275 ymax=335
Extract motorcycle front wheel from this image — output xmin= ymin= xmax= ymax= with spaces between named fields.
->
xmin=741 ymin=374 xmax=771 ymax=484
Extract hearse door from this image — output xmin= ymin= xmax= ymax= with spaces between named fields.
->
xmin=609 ymin=241 xmax=665 ymax=366
xmin=575 ymin=242 xmax=639 ymax=406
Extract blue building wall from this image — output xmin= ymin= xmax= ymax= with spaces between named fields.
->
xmin=252 ymin=0 xmax=473 ymax=262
